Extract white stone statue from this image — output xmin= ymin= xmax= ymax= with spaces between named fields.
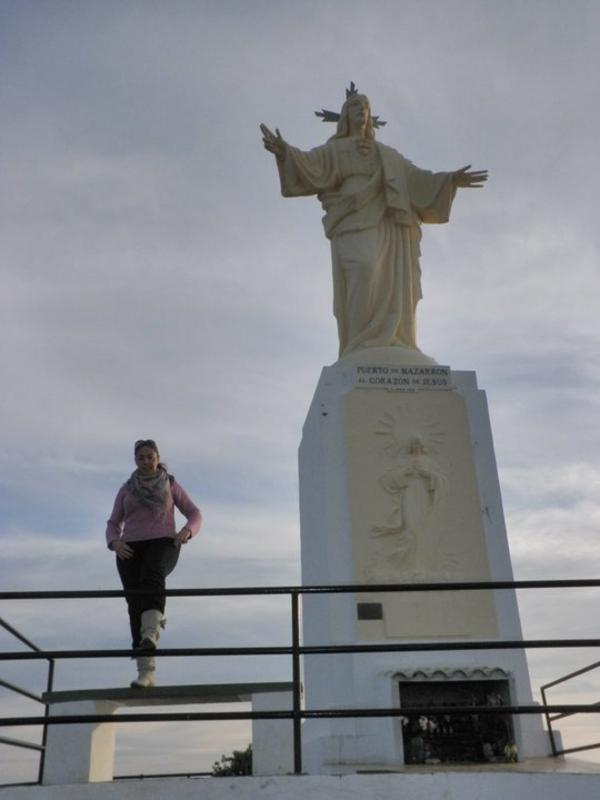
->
xmin=261 ymin=85 xmax=487 ymax=359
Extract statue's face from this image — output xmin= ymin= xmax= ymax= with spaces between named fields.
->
xmin=346 ymin=95 xmax=371 ymax=135
xmin=408 ymin=436 xmax=426 ymax=455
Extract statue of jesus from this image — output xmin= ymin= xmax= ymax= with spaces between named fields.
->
xmin=261 ymin=86 xmax=487 ymax=359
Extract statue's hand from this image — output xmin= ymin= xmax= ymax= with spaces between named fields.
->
xmin=260 ymin=123 xmax=286 ymax=158
xmin=452 ymin=164 xmax=488 ymax=188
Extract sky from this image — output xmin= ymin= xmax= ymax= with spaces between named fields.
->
xmin=1 ymin=0 xmax=600 ymax=782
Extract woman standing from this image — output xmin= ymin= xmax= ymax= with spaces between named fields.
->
xmin=106 ymin=439 xmax=202 ymax=688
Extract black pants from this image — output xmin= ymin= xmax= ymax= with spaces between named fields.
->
xmin=116 ymin=538 xmax=180 ymax=648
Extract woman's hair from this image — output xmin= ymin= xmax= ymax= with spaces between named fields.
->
xmin=134 ymin=439 xmax=159 ymax=455
xmin=330 ymin=94 xmax=375 ymax=141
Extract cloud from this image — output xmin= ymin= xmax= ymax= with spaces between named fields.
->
xmin=2 ymin=0 xmax=600 ymax=781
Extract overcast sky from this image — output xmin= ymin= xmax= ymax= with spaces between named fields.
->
xmin=1 ymin=0 xmax=600 ymax=781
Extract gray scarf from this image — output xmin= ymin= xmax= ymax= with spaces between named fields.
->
xmin=126 ymin=467 xmax=171 ymax=514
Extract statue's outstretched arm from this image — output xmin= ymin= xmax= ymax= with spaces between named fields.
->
xmin=260 ymin=123 xmax=287 ymax=159
xmin=452 ymin=164 xmax=488 ymax=188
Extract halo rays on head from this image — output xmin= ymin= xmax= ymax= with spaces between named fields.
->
xmin=315 ymin=82 xmax=387 ymax=129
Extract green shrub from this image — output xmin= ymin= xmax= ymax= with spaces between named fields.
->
xmin=211 ymin=744 xmax=252 ymax=776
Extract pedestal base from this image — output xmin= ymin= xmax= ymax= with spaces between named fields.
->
xmin=299 ymin=359 xmax=549 ymax=773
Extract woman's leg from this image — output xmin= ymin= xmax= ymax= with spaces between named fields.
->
xmin=137 ymin=538 xmax=180 ymax=649
xmin=116 ymin=539 xmax=179 ymax=687
xmin=138 ymin=538 xmax=180 ymax=615
xmin=116 ymin=545 xmax=144 ymax=648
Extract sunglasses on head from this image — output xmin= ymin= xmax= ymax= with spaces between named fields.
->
xmin=134 ymin=439 xmax=158 ymax=453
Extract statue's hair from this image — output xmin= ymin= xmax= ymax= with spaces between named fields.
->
xmin=329 ymin=94 xmax=375 ymax=141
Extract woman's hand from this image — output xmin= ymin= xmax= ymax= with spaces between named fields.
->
xmin=111 ymin=541 xmax=134 ymax=560
xmin=173 ymin=527 xmax=192 ymax=546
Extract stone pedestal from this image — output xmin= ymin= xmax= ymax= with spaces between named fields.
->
xmin=299 ymin=354 xmax=549 ymax=774
xmin=43 ymin=699 xmax=117 ymax=784
xmin=252 ymin=691 xmax=294 ymax=775
xmin=41 ymin=682 xmax=293 ymax=784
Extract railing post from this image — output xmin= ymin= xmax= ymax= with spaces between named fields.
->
xmin=540 ymin=685 xmax=558 ymax=757
xmin=37 ymin=658 xmax=55 ymax=784
xmin=291 ymin=591 xmax=302 ymax=774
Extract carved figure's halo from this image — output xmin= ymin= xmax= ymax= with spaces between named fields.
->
xmin=375 ymin=407 xmax=444 ymax=459
xmin=315 ymin=81 xmax=387 ymax=129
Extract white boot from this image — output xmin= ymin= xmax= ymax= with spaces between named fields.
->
xmin=139 ymin=609 xmax=164 ymax=649
xmin=130 ymin=655 xmax=156 ymax=688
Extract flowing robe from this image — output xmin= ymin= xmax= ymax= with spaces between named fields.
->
xmin=275 ymin=137 xmax=457 ymax=357
xmin=376 ymin=453 xmax=449 ymax=536
xmin=370 ymin=451 xmax=449 ymax=577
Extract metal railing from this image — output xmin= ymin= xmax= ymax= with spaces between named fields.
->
xmin=1 ymin=579 xmax=600 ymax=784
xmin=0 ymin=616 xmax=54 ymax=784
xmin=541 ymin=659 xmax=600 ymax=757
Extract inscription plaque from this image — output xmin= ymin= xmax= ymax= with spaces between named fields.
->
xmin=355 ymin=365 xmax=453 ymax=391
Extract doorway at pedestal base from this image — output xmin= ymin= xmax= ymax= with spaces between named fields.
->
xmin=399 ymin=678 xmax=516 ymax=765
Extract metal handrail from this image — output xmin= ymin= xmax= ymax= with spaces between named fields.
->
xmin=542 ymin=660 xmax=600 ymax=693
xmin=3 ymin=703 xmax=600 ymax=728
xmin=541 ymin=660 xmax=600 ymax=757
xmin=0 ymin=735 xmax=45 ymax=752
xmin=0 ymin=616 xmax=54 ymax=782
xmin=0 ymin=617 xmax=46 ymax=651
xmin=2 ymin=579 xmax=600 ymax=783
xmin=2 ymin=638 xmax=600 ymax=662
xmin=2 ymin=577 xmax=600 ymax=600
xmin=0 ymin=678 xmax=43 ymax=703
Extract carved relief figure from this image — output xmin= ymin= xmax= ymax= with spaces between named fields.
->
xmin=261 ymin=84 xmax=487 ymax=358
xmin=371 ymin=435 xmax=448 ymax=577
xmin=365 ymin=409 xmax=450 ymax=582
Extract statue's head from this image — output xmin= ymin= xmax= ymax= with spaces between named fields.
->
xmin=316 ymin=83 xmax=385 ymax=138
xmin=332 ymin=93 xmax=375 ymax=140
xmin=407 ymin=435 xmax=427 ymax=455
